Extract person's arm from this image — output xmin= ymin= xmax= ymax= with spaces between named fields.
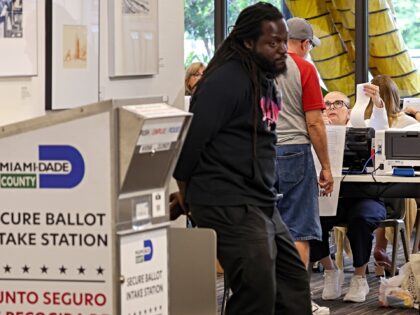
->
xmin=306 ymin=109 xmax=334 ymax=194
xmin=176 ymin=180 xmax=187 ymax=205
xmin=368 ymin=105 xmax=389 ymax=130
xmin=404 ymin=106 xmax=420 ymax=122
xmin=298 ymin=60 xmax=333 ymax=193
xmin=363 ymin=83 xmax=389 ymax=129
xmin=169 ymin=190 xmax=187 ymax=221
xmin=168 ymin=182 xmax=188 ymax=221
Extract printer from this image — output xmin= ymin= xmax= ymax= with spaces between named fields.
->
xmin=374 ymin=129 xmax=420 ymax=175
xmin=343 ymin=127 xmax=375 ymax=173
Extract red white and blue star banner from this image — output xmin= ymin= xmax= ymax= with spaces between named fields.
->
xmin=0 ymin=112 xmax=113 ymax=315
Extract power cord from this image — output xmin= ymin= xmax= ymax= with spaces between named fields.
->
xmin=341 ymin=150 xmax=379 ymax=181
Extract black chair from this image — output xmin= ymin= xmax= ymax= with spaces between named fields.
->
xmin=376 ymin=198 xmax=410 ymax=277
xmin=377 ymin=216 xmax=410 ymax=276
xmin=413 ymin=208 xmax=420 ymax=254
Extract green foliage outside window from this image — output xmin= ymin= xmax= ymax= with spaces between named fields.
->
xmin=185 ymin=51 xmax=211 ymax=66
xmin=184 ymin=0 xmax=215 ymax=67
xmin=393 ymin=0 xmax=420 ymax=49
xmin=184 ymin=0 xmax=284 ymax=67
xmin=226 ymin=0 xmax=283 ymax=28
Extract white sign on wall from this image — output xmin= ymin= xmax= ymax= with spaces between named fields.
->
xmin=120 ymin=228 xmax=168 ymax=315
xmin=0 ymin=112 xmax=113 ymax=315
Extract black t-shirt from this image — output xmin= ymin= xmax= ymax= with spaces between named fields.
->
xmin=173 ymin=60 xmax=281 ymax=207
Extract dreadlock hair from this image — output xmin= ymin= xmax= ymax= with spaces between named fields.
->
xmin=195 ymin=2 xmax=284 ymax=156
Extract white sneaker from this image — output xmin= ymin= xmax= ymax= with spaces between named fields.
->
xmin=343 ymin=275 xmax=369 ymax=302
xmin=322 ymin=269 xmax=345 ymax=300
xmin=311 ymin=301 xmax=330 ymax=315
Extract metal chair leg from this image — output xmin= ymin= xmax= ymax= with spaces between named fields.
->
xmin=391 ymin=222 xmax=399 ymax=277
xmin=400 ymin=225 xmax=410 ymax=262
xmin=221 ymin=275 xmax=229 ymax=315
xmin=413 ymin=209 xmax=420 ymax=254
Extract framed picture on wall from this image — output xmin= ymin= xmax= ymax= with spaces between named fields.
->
xmin=0 ymin=0 xmax=37 ymax=77
xmin=108 ymin=0 xmax=159 ymax=77
xmin=46 ymin=0 xmax=100 ymax=110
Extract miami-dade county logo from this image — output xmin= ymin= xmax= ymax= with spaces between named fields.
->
xmin=135 ymin=240 xmax=153 ymax=263
xmin=0 ymin=145 xmax=85 ymax=189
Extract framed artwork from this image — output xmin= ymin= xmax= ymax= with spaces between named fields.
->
xmin=0 ymin=0 xmax=37 ymax=77
xmin=108 ymin=0 xmax=159 ymax=77
xmin=46 ymin=0 xmax=100 ymax=110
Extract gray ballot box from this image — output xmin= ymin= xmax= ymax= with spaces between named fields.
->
xmin=0 ymin=99 xmax=191 ymax=315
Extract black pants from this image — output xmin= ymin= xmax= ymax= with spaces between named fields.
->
xmin=190 ymin=204 xmax=311 ymax=315
xmin=310 ymin=198 xmax=386 ymax=267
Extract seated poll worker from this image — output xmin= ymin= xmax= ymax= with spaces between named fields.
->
xmin=363 ymin=75 xmax=419 ymax=275
xmin=365 ymin=75 xmax=418 ymax=128
xmin=310 ymin=88 xmax=387 ymax=303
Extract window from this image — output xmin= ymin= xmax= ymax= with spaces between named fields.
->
xmin=227 ymin=0 xmax=284 ymax=31
xmin=184 ymin=0 xmax=286 ymax=67
xmin=184 ymin=0 xmax=215 ymax=67
xmin=393 ymin=0 xmax=420 ymax=69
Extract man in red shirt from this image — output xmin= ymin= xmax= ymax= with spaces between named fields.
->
xmin=274 ymin=17 xmax=333 ymax=315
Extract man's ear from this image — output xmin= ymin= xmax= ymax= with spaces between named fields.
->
xmin=243 ymin=39 xmax=254 ymax=50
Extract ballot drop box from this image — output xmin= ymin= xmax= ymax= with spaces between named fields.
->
xmin=0 ymin=100 xmax=192 ymax=315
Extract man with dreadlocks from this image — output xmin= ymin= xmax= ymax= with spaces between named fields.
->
xmin=173 ymin=3 xmax=311 ymax=315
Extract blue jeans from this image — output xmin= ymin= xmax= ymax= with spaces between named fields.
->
xmin=274 ymin=143 xmax=322 ymax=241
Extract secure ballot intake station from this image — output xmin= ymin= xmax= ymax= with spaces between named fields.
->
xmin=0 ymin=100 xmax=192 ymax=315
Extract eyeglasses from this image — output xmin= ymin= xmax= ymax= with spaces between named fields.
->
xmin=192 ymin=72 xmax=203 ymax=77
xmin=308 ymin=40 xmax=314 ymax=50
xmin=324 ymin=100 xmax=349 ymax=109
xmin=301 ymin=39 xmax=314 ymax=50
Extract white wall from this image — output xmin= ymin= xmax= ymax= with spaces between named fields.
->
xmin=0 ymin=0 xmax=185 ymax=126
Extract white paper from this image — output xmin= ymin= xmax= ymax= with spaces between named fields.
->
xmin=124 ymin=103 xmax=186 ymax=118
xmin=402 ymin=97 xmax=420 ymax=110
xmin=184 ymin=95 xmax=191 ymax=111
xmin=313 ymin=125 xmax=346 ymax=176
xmin=349 ymin=83 xmax=371 ymax=128
xmin=312 ymin=125 xmax=346 ymax=216
xmin=318 ymin=182 xmax=341 ymax=216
